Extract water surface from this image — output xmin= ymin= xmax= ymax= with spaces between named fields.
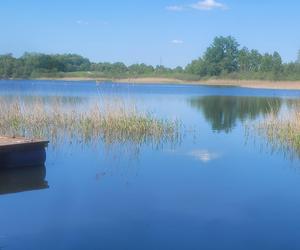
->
xmin=0 ymin=80 xmax=300 ymax=250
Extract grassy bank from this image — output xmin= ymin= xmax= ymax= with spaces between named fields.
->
xmin=32 ymin=74 xmax=300 ymax=90
xmin=33 ymin=71 xmax=201 ymax=82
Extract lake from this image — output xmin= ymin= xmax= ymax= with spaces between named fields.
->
xmin=0 ymin=80 xmax=300 ymax=250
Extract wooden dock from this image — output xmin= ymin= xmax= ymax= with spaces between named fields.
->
xmin=0 ymin=136 xmax=49 ymax=168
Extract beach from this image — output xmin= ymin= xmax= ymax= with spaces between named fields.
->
xmin=35 ymin=77 xmax=300 ymax=90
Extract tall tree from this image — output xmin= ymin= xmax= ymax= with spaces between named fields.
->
xmin=238 ymin=47 xmax=251 ymax=72
xmin=203 ymin=36 xmax=240 ymax=76
xmin=185 ymin=58 xmax=206 ymax=76
xmin=0 ymin=54 xmax=17 ymax=78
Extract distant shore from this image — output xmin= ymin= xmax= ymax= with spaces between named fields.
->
xmin=32 ymin=77 xmax=300 ymax=90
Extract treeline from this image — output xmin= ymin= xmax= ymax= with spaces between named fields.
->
xmin=0 ymin=53 xmax=184 ymax=79
xmin=0 ymin=53 xmax=90 ymax=78
xmin=0 ymin=36 xmax=300 ymax=80
xmin=186 ymin=36 xmax=300 ymax=81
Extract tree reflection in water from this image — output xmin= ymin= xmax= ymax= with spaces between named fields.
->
xmin=189 ymin=96 xmax=282 ymax=133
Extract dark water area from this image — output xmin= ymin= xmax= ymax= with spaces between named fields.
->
xmin=0 ymin=80 xmax=300 ymax=250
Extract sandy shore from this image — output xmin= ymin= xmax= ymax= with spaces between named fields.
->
xmin=35 ymin=77 xmax=300 ymax=90
xmin=193 ymin=79 xmax=300 ymax=90
xmin=116 ymin=78 xmax=300 ymax=90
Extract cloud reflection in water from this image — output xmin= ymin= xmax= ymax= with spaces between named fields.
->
xmin=188 ymin=149 xmax=221 ymax=163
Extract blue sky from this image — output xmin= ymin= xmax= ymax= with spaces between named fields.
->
xmin=0 ymin=0 xmax=299 ymax=67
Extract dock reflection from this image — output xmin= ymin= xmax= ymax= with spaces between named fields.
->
xmin=0 ymin=165 xmax=48 ymax=195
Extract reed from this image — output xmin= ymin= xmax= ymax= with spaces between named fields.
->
xmin=0 ymin=97 xmax=181 ymax=147
xmin=252 ymin=103 xmax=300 ymax=157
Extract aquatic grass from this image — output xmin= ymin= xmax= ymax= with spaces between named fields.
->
xmin=249 ymin=104 xmax=300 ymax=158
xmin=0 ymin=97 xmax=181 ymax=148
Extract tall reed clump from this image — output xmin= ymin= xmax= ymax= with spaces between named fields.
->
xmin=0 ymin=97 xmax=181 ymax=147
xmin=252 ymin=104 xmax=300 ymax=157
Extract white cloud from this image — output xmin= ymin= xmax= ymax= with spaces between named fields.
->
xmin=188 ymin=150 xmax=220 ymax=163
xmin=171 ymin=39 xmax=184 ymax=44
xmin=166 ymin=0 xmax=227 ymax=12
xmin=166 ymin=5 xmax=184 ymax=11
xmin=190 ymin=0 xmax=226 ymax=10
xmin=76 ymin=20 xmax=89 ymax=25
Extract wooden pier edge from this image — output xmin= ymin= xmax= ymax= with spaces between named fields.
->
xmin=0 ymin=136 xmax=49 ymax=168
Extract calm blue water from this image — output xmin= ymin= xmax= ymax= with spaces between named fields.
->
xmin=0 ymin=80 xmax=300 ymax=250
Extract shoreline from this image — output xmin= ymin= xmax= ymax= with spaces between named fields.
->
xmin=14 ymin=77 xmax=300 ymax=90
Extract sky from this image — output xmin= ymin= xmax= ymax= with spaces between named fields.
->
xmin=0 ymin=0 xmax=299 ymax=67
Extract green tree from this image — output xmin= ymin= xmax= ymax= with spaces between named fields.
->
xmin=272 ymin=52 xmax=283 ymax=71
xmin=155 ymin=65 xmax=171 ymax=74
xmin=248 ymin=50 xmax=262 ymax=72
xmin=260 ymin=53 xmax=274 ymax=72
xmin=185 ymin=58 xmax=206 ymax=76
xmin=0 ymin=54 xmax=17 ymax=78
xmin=174 ymin=66 xmax=184 ymax=73
xmin=128 ymin=64 xmax=154 ymax=75
xmin=203 ymin=36 xmax=240 ymax=76
xmin=238 ymin=47 xmax=251 ymax=72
